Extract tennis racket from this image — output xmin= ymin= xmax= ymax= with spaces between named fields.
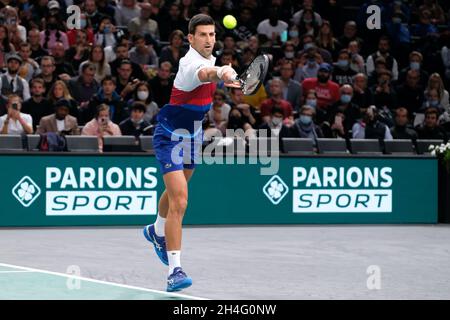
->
xmin=233 ymin=54 xmax=269 ymax=96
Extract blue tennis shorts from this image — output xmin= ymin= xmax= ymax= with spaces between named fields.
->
xmin=152 ymin=124 xmax=203 ymax=175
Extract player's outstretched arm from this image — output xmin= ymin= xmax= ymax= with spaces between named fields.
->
xmin=197 ymin=65 xmax=241 ymax=88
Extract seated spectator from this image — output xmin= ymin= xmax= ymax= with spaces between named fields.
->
xmin=261 ymin=78 xmax=294 ymax=125
xmin=148 ymin=61 xmax=174 ymax=108
xmin=425 ymin=73 xmax=450 ymax=112
xmin=391 ymin=107 xmax=418 ymax=140
xmin=323 ymin=84 xmax=361 ymax=138
xmin=95 ymin=16 xmax=123 ymax=48
xmin=83 ymin=0 xmax=105 ymax=32
xmin=205 ymin=89 xmax=231 ymax=136
xmin=277 ymin=61 xmax=302 ymax=111
xmin=18 ymin=43 xmax=40 ymax=82
xmin=22 ymin=78 xmax=53 ymax=131
xmin=332 ymin=49 xmax=357 ymax=85
xmin=129 ymin=34 xmax=159 ymax=67
xmin=316 ymin=20 xmax=340 ymax=60
xmin=227 ymin=104 xmax=256 ymax=137
xmin=256 ymin=6 xmax=288 ymax=45
xmin=366 ymin=36 xmax=399 ymax=81
xmin=415 ymin=107 xmax=447 ymax=141
xmin=65 ymin=29 xmax=91 ymax=72
xmin=302 ymin=89 xmax=318 ymax=111
xmin=337 ymin=21 xmax=364 ymax=51
xmin=258 ymin=106 xmax=290 ymax=139
xmin=0 ymin=94 xmax=33 ymax=135
xmin=298 ymin=34 xmax=332 ymax=64
xmin=36 ymin=56 xmax=57 ymax=96
xmin=352 ymin=73 xmax=374 ymax=109
xmin=348 ymin=41 xmax=365 ymax=73
xmin=79 ymin=45 xmax=112 ymax=84
xmin=40 ymin=13 xmax=69 ymax=51
xmin=352 ymin=106 xmax=393 ymax=140
xmin=84 ymin=76 xmax=127 ymax=125
xmin=67 ymin=63 xmax=100 ymax=107
xmin=66 ymin=13 xmax=95 ymax=47
xmin=82 ymin=104 xmax=122 ymax=152
xmin=0 ymin=53 xmax=31 ymax=101
xmin=119 ymin=102 xmax=152 ymax=137
xmin=302 ymin=63 xmax=340 ymax=113
xmin=398 ymin=51 xmax=429 ymax=88
xmin=128 ymin=82 xmax=159 ymax=123
xmin=128 ymin=2 xmax=160 ymax=41
xmin=109 ymin=43 xmax=148 ymax=81
xmin=396 ymin=69 xmax=424 ymax=115
xmin=370 ymin=70 xmax=397 ymax=110
xmin=116 ymin=60 xmax=140 ymax=101
xmin=411 ymin=9 xmax=439 ymax=38
xmin=294 ymin=50 xmax=320 ymax=83
xmin=159 ymin=30 xmax=187 ymax=73
xmin=290 ymin=105 xmax=324 ymax=146
xmin=115 ymin=0 xmax=141 ymax=27
xmin=421 ymin=88 xmax=444 ymax=113
xmin=48 ymin=80 xmax=79 ymax=120
xmin=51 ymin=41 xmax=75 ymax=78
xmin=36 ymin=99 xmax=80 ymax=135
xmin=28 ymin=28 xmax=47 ymax=61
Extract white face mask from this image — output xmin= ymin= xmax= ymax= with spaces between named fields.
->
xmin=137 ymin=90 xmax=149 ymax=101
xmin=272 ymin=116 xmax=283 ymax=126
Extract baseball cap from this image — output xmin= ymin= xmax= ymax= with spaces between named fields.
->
xmin=318 ymin=63 xmax=332 ymax=72
xmin=48 ymin=0 xmax=60 ymax=10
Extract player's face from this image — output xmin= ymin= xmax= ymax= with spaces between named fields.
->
xmin=188 ymin=25 xmax=216 ymax=58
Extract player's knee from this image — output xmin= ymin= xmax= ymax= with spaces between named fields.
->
xmin=170 ymin=196 xmax=188 ymax=215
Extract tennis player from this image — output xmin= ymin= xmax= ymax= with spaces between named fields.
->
xmin=143 ymin=14 xmax=239 ymax=292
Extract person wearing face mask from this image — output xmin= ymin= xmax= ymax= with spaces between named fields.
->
xmin=289 ymin=105 xmax=323 ymax=146
xmin=398 ymin=52 xmax=429 ymax=88
xmin=421 ymin=88 xmax=444 ymax=112
xmin=22 ymin=78 xmax=54 ymax=131
xmin=352 ymin=105 xmax=393 ymax=140
xmin=84 ymin=76 xmax=127 ymax=125
xmin=302 ymin=63 xmax=340 ymax=112
xmin=36 ymin=99 xmax=80 ymax=135
xmin=82 ymin=104 xmax=122 ymax=152
xmin=365 ymin=36 xmax=399 ymax=81
xmin=324 ymin=84 xmax=360 ymax=139
xmin=256 ymin=6 xmax=288 ymax=44
xmin=258 ymin=106 xmax=291 ymax=152
xmin=129 ymin=82 xmax=159 ymax=124
xmin=119 ymin=102 xmax=153 ymax=137
xmin=332 ymin=49 xmax=357 ymax=86
xmin=294 ymin=49 xmax=320 ymax=83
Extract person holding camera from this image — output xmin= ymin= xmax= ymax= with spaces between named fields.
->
xmin=352 ymin=105 xmax=393 ymax=140
xmin=81 ymin=104 xmax=122 ymax=152
xmin=0 ymin=94 xmax=33 ymax=135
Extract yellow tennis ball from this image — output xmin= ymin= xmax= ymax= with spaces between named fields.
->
xmin=223 ymin=15 xmax=237 ymax=29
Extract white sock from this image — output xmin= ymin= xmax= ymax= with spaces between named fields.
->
xmin=154 ymin=213 xmax=166 ymax=237
xmin=168 ymin=250 xmax=181 ymax=276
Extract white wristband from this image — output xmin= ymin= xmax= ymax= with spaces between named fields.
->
xmin=216 ymin=65 xmax=235 ymax=80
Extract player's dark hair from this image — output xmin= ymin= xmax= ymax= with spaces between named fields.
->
xmin=188 ymin=14 xmax=215 ymax=35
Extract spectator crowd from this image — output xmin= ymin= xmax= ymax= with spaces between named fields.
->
xmin=1 ymin=0 xmax=450 ymax=151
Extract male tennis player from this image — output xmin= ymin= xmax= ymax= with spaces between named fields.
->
xmin=143 ymin=14 xmax=239 ymax=292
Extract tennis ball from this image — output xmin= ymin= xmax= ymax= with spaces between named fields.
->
xmin=223 ymin=15 xmax=237 ymax=29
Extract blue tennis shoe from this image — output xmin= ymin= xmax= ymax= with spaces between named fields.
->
xmin=143 ymin=224 xmax=168 ymax=266
xmin=167 ymin=267 xmax=192 ymax=292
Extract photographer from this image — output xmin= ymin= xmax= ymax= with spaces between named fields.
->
xmin=81 ymin=104 xmax=122 ymax=152
xmin=352 ymin=105 xmax=393 ymax=140
xmin=0 ymin=94 xmax=33 ymax=135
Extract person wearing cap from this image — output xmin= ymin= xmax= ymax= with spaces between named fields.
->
xmin=0 ymin=53 xmax=30 ymax=101
xmin=36 ymin=99 xmax=80 ymax=135
xmin=301 ymin=62 xmax=340 ymax=112
xmin=119 ymin=101 xmax=152 ymax=137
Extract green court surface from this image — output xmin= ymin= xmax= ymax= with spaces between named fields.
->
xmin=0 ymin=263 xmax=204 ymax=300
